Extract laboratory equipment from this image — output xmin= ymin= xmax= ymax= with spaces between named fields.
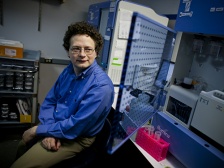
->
xmin=87 ymin=0 xmax=176 ymax=155
xmin=191 ymin=90 xmax=224 ymax=151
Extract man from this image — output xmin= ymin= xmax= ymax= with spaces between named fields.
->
xmin=10 ymin=21 xmax=114 ymax=168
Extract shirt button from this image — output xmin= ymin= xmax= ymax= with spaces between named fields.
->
xmin=69 ymin=90 xmax=72 ymax=93
xmin=56 ymin=110 xmax=58 ymax=112
xmin=65 ymin=101 xmax=67 ymax=103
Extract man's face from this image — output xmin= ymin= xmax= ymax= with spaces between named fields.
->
xmin=69 ymin=34 xmax=96 ymax=75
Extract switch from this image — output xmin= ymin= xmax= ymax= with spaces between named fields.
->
xmin=45 ymin=58 xmax=52 ymax=63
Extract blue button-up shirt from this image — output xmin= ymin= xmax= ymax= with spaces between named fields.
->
xmin=36 ymin=60 xmax=114 ymax=139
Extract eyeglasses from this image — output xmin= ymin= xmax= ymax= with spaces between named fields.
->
xmin=70 ymin=47 xmax=95 ymax=55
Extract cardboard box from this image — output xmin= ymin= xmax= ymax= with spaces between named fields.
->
xmin=0 ymin=39 xmax=23 ymax=58
xmin=20 ymin=114 xmax=31 ymax=123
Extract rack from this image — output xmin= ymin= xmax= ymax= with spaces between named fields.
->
xmin=0 ymin=49 xmax=40 ymax=125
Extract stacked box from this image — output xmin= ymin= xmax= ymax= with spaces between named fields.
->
xmin=0 ymin=39 xmax=23 ymax=59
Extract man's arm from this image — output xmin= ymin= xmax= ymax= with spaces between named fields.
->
xmin=22 ymin=126 xmax=37 ymax=144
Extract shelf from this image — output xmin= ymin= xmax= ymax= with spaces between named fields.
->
xmin=0 ymin=49 xmax=40 ymax=125
xmin=0 ymin=120 xmax=21 ymax=124
xmin=0 ymin=90 xmax=37 ymax=95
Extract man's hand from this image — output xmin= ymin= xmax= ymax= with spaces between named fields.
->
xmin=22 ymin=126 xmax=37 ymax=144
xmin=41 ymin=137 xmax=61 ymax=151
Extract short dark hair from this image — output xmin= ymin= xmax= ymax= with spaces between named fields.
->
xmin=63 ymin=21 xmax=103 ymax=55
